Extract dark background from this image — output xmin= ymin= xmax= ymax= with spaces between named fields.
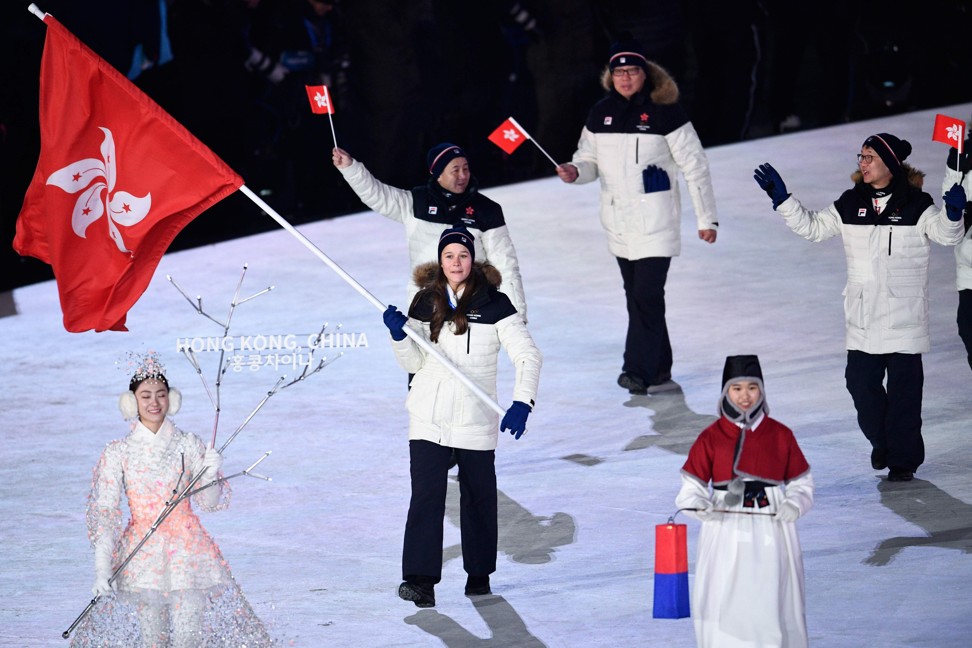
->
xmin=3 ymin=0 xmax=971 ymax=293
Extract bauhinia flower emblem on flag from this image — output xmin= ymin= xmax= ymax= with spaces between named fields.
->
xmin=944 ymin=123 xmax=962 ymax=145
xmin=932 ymin=113 xmax=966 ymax=154
xmin=45 ymin=127 xmax=151 ymax=254
xmin=499 ymin=127 xmax=521 ymax=145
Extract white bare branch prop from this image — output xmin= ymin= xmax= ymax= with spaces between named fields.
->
xmin=168 ymin=265 xmax=276 ymax=447
xmin=63 ymin=266 xmax=329 ymax=639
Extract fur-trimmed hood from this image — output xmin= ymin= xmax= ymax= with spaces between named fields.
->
xmin=850 ymin=164 xmax=925 ymax=189
xmin=412 ymin=261 xmax=503 ymax=291
xmin=599 ymin=60 xmax=679 ymax=105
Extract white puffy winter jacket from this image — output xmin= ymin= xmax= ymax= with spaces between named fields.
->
xmin=390 ymin=264 xmax=541 ymax=451
xmin=776 ymin=171 xmax=963 ymax=354
xmin=339 ymin=160 xmax=528 ymax=319
xmin=943 ymin=165 xmax=972 ymax=291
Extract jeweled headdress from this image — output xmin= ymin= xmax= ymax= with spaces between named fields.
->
xmin=120 ymin=350 xmax=169 ymax=391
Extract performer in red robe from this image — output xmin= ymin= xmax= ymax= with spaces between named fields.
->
xmin=676 ymin=355 xmax=813 ymax=648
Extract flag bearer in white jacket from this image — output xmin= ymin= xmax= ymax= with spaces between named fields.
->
xmin=942 ymin=125 xmax=972 ymax=372
xmin=556 ymin=35 xmax=718 ymax=396
xmin=754 ymin=133 xmax=966 ymax=482
xmin=333 ymin=142 xmax=528 ymax=320
xmin=381 ymin=226 xmax=541 ymax=609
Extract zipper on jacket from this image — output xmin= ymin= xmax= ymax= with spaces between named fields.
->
xmin=467 ymin=329 xmax=471 ymax=354
xmin=888 ymin=227 xmax=892 ymax=256
xmin=635 ymin=138 xmax=639 ymax=164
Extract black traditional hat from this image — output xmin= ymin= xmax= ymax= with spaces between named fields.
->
xmin=721 ymin=354 xmax=763 ymax=388
xmin=719 ymin=355 xmax=767 ymax=423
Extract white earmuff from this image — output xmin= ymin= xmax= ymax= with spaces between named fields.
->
xmin=118 ymin=387 xmax=182 ymax=419
xmin=118 ymin=392 xmax=138 ymax=419
xmin=168 ymin=388 xmax=182 ymax=416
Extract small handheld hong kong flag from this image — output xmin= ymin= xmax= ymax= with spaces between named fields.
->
xmin=305 ymin=84 xmax=338 ymax=146
xmin=305 ymin=85 xmax=334 ymax=114
xmin=487 ymin=116 xmax=559 ymax=168
xmin=488 ymin=117 xmax=529 ymax=154
xmin=932 ymin=113 xmax=965 ymax=155
xmin=652 ymin=520 xmax=690 ymax=619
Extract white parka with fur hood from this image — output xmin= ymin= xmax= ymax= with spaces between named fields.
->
xmin=391 ymin=263 xmax=541 ymax=451
xmin=566 ymin=62 xmax=718 ymax=260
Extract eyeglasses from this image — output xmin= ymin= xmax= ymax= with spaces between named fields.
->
xmin=611 ymin=67 xmax=643 ymax=78
xmin=857 ymin=154 xmax=875 ymax=164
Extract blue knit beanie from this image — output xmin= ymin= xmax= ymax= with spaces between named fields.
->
xmin=437 ymin=226 xmax=475 ymax=262
xmin=608 ymin=35 xmax=648 ymax=72
xmin=427 ymin=143 xmax=467 ymax=177
xmin=862 ymin=133 xmax=911 ymax=177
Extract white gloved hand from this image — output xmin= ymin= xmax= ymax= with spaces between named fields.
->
xmin=91 ymin=542 xmax=115 ymax=597
xmin=775 ymin=501 xmax=801 ymax=523
xmin=92 ymin=576 xmax=113 ymax=597
xmin=692 ymin=498 xmax=716 ymax=521
xmin=200 ymin=447 xmax=223 ymax=480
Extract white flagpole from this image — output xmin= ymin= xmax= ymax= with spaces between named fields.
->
xmin=952 ymin=124 xmax=965 ymax=172
xmin=325 ymin=86 xmax=338 ymax=148
xmin=508 ymin=116 xmax=558 ymax=168
xmin=28 ymin=3 xmax=46 ymax=20
xmin=237 ymin=185 xmax=506 ymax=417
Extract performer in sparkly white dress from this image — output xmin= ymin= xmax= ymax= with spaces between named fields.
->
xmin=71 ymin=353 xmax=272 ymax=648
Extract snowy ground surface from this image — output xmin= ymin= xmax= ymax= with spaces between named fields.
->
xmin=2 ymin=104 xmax=972 ymax=648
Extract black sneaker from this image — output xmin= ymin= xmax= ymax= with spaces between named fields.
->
xmin=617 ymin=372 xmax=647 ymax=395
xmin=464 ymin=575 xmax=491 ymax=596
xmin=870 ymin=448 xmax=887 ymax=470
xmin=887 ymin=467 xmax=914 ymax=482
xmin=398 ymin=581 xmax=435 ymax=608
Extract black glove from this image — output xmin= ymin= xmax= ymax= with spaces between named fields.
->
xmin=753 ymin=163 xmax=789 ymax=209
xmin=946 ymin=137 xmax=971 ymax=173
xmin=642 ymin=165 xmax=671 ymax=193
xmin=943 ymin=183 xmax=967 ymax=222
xmin=382 ymin=305 xmax=408 ymax=341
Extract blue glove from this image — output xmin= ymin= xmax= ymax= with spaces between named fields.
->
xmin=753 ymin=163 xmax=789 ymax=209
xmin=500 ymin=401 xmax=531 ymax=440
xmin=943 ymin=183 xmax=967 ymax=222
xmin=642 ymin=165 xmax=671 ymax=193
xmin=382 ymin=305 xmax=408 ymax=341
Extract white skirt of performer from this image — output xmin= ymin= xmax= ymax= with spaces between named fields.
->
xmin=676 ymin=474 xmax=812 ymax=648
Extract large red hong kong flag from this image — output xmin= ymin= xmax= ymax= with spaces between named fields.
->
xmin=14 ymin=14 xmax=243 ymax=333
